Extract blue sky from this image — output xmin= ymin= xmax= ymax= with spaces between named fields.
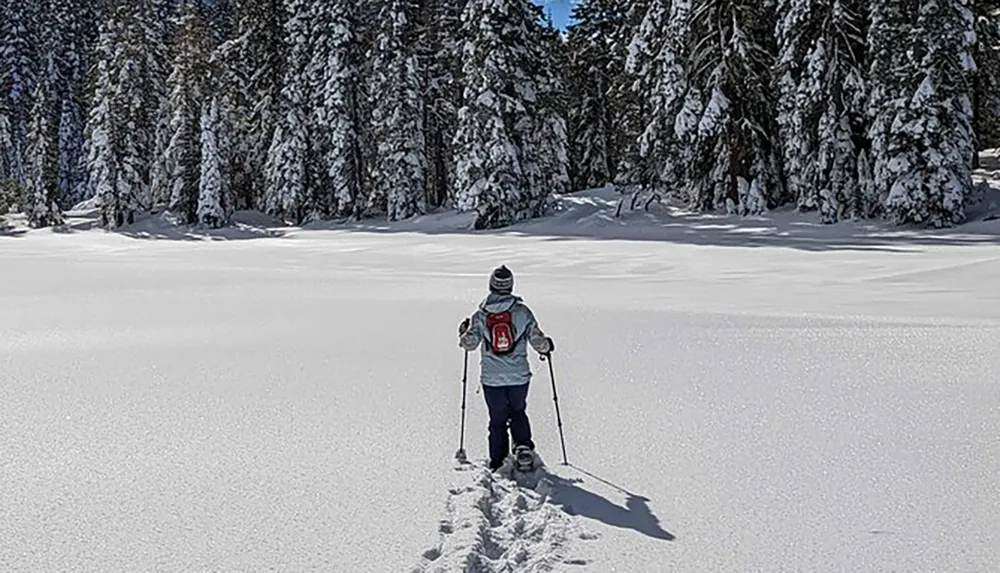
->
xmin=536 ymin=0 xmax=577 ymax=30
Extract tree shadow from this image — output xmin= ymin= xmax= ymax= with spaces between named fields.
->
xmin=299 ymin=188 xmax=1000 ymax=254
xmin=116 ymin=226 xmax=284 ymax=241
xmin=113 ymin=210 xmax=286 ymax=242
xmin=544 ymin=463 xmax=675 ymax=542
xmin=0 ymin=226 xmax=26 ymax=237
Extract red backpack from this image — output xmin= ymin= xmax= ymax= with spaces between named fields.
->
xmin=486 ymin=311 xmax=515 ymax=354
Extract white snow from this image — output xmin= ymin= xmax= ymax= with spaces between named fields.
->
xmin=2 ymin=186 xmax=999 ymax=571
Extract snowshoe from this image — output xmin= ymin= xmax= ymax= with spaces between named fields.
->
xmin=513 ymin=445 xmax=535 ymax=473
xmin=495 ymin=447 xmax=547 ymax=489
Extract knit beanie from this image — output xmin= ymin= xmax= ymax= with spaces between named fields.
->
xmin=489 ymin=265 xmax=514 ymax=294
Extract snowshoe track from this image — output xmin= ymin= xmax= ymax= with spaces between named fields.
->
xmin=412 ymin=461 xmax=595 ymax=572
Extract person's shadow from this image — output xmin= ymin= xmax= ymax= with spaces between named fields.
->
xmin=544 ymin=464 xmax=675 ymax=541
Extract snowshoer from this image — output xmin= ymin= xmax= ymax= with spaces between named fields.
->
xmin=459 ymin=265 xmax=554 ymax=472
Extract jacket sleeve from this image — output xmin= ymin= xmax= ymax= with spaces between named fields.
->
xmin=524 ymin=307 xmax=552 ymax=354
xmin=459 ymin=311 xmax=482 ymax=350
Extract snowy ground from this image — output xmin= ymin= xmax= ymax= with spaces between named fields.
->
xmin=2 ymin=187 xmax=999 ymax=571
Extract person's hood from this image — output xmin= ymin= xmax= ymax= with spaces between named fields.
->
xmin=479 ymin=292 xmax=521 ymax=313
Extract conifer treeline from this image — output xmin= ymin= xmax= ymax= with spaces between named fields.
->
xmin=0 ymin=0 xmax=994 ymax=230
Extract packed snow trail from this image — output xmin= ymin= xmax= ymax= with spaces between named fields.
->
xmin=413 ymin=454 xmax=598 ymax=572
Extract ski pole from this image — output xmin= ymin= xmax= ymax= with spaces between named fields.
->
xmin=455 ymin=350 xmax=469 ymax=463
xmin=542 ymin=353 xmax=568 ymax=465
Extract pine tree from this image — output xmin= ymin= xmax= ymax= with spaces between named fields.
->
xmin=972 ymin=1 xmax=1000 ymax=153
xmin=224 ymin=0 xmax=282 ymax=210
xmin=87 ymin=54 xmax=122 ymax=227
xmin=83 ymin=0 xmax=170 ymax=228
xmin=683 ymin=0 xmax=783 ymax=214
xmin=265 ymin=0 xmax=310 ymax=222
xmin=866 ymin=0 xmax=909 ymax=221
xmin=0 ymin=0 xmax=39 ymax=190
xmin=627 ymin=0 xmax=689 ymax=199
xmin=121 ymin=0 xmax=170 ymax=213
xmin=566 ymin=0 xmax=624 ymax=190
xmin=52 ymin=0 xmax=92 ymax=209
xmin=610 ymin=0 xmax=652 ymax=192
xmin=165 ymin=1 xmax=212 ymax=224
xmin=416 ymin=0 xmax=463 ymax=208
xmin=202 ymin=0 xmax=234 ymax=41
xmin=353 ymin=0 xmax=386 ymax=216
xmin=24 ymin=76 xmax=63 ymax=227
xmin=0 ymin=103 xmax=18 ymax=188
xmin=198 ymin=96 xmax=229 ymax=227
xmin=453 ymin=0 xmax=556 ymax=229
xmin=523 ymin=16 xmax=570 ymax=209
xmin=148 ymin=0 xmax=175 ymax=210
xmin=368 ymin=0 xmax=426 ymax=221
xmin=306 ymin=0 xmax=360 ymax=219
xmin=85 ymin=6 xmax=127 ymax=227
xmin=149 ymin=93 xmax=174 ymax=207
xmin=775 ymin=0 xmax=868 ymax=222
xmin=869 ymin=0 xmax=975 ymax=226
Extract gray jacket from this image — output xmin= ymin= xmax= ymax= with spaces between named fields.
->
xmin=459 ymin=293 xmax=551 ymax=387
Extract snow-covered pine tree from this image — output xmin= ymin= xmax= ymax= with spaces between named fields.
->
xmin=305 ymin=0 xmax=360 ymax=220
xmin=453 ymin=0 xmax=555 ymax=229
xmin=154 ymin=0 xmax=179 ymax=34
xmin=775 ymin=0 xmax=868 ymax=222
xmin=165 ymin=1 xmax=212 ymax=224
xmin=683 ymin=0 xmax=783 ymax=214
xmin=0 ymin=0 xmax=39 ymax=190
xmin=124 ymin=0 xmax=170 ymax=214
xmin=0 ymin=85 xmax=22 ymax=193
xmin=566 ymin=0 xmax=624 ymax=190
xmin=202 ymin=0 xmax=234 ymax=42
xmin=58 ymin=93 xmax=87 ymax=208
xmin=522 ymin=15 xmax=570 ymax=211
xmin=208 ymin=41 xmax=249 ymax=217
xmin=83 ymin=0 xmax=170 ymax=227
xmin=147 ymin=0 xmax=175 ymax=211
xmin=86 ymin=54 xmax=122 ymax=227
xmin=0 ymin=108 xmax=18 ymax=214
xmin=265 ymin=0 xmax=310 ymax=223
xmin=24 ymin=73 xmax=63 ymax=227
xmin=352 ymin=0 xmax=383 ymax=217
xmin=416 ymin=0 xmax=463 ymax=208
xmin=609 ymin=0 xmax=652 ymax=193
xmin=0 ymin=103 xmax=18 ymax=190
xmin=82 ymin=4 xmax=127 ymax=227
xmin=972 ymin=1 xmax=1000 ymax=152
xmin=626 ymin=0 xmax=690 ymax=200
xmin=197 ymin=96 xmax=229 ymax=227
xmin=866 ymin=0 xmax=909 ymax=220
xmin=367 ymin=0 xmax=426 ymax=221
xmin=225 ymin=0 xmax=282 ymax=210
xmin=149 ymin=92 xmax=174 ymax=207
xmin=52 ymin=0 xmax=93 ymax=209
xmin=869 ymin=0 xmax=976 ymax=226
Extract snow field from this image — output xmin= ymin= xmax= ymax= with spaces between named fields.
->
xmin=2 ymin=188 xmax=999 ymax=571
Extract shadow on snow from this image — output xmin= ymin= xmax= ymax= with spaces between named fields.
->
xmin=300 ymin=188 xmax=1000 ymax=254
xmin=545 ymin=463 xmax=676 ymax=542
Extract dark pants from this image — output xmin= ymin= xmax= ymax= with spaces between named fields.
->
xmin=483 ymin=383 xmax=534 ymax=469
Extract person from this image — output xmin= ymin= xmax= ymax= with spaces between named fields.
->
xmin=459 ymin=265 xmax=554 ymax=471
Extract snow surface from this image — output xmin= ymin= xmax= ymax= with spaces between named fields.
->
xmin=2 ymin=186 xmax=999 ymax=571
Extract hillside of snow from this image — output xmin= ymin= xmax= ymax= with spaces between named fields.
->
xmin=2 ymin=184 xmax=999 ymax=571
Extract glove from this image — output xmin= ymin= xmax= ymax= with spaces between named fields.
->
xmin=459 ymin=318 xmax=471 ymax=335
xmin=544 ymin=337 xmax=555 ymax=354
